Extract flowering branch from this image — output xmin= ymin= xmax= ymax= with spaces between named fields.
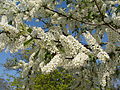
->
xmin=43 ymin=6 xmax=103 ymax=26
xmin=93 ymin=0 xmax=120 ymax=34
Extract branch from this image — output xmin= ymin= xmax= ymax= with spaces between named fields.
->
xmin=43 ymin=6 xmax=103 ymax=26
xmin=93 ymin=0 xmax=120 ymax=34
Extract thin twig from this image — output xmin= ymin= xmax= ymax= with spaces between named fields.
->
xmin=44 ymin=5 xmax=120 ymax=34
xmin=93 ymin=0 xmax=120 ymax=34
xmin=43 ymin=6 xmax=103 ymax=26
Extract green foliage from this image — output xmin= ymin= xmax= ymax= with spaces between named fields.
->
xmin=11 ymin=78 xmax=23 ymax=90
xmin=27 ymin=28 xmax=33 ymax=33
xmin=4 ymin=58 xmax=18 ymax=69
xmin=5 ymin=74 xmax=23 ymax=90
xmin=43 ymin=49 xmax=54 ymax=64
xmin=10 ymin=70 xmax=74 ymax=90
xmin=30 ymin=70 xmax=74 ymax=90
xmin=116 ymin=5 xmax=120 ymax=14
xmin=0 ymin=78 xmax=12 ymax=90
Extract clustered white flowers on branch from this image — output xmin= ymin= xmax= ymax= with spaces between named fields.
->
xmin=83 ymin=31 xmax=110 ymax=61
xmin=0 ymin=0 xmax=120 ymax=89
xmin=9 ymin=26 xmax=111 ymax=88
xmin=5 ymin=24 xmax=109 ymax=72
xmin=5 ymin=26 xmax=109 ymax=76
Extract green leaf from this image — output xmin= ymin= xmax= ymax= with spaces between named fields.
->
xmin=24 ymin=38 xmax=33 ymax=46
xmin=8 ymin=21 xmax=12 ymax=25
xmin=27 ymin=28 xmax=33 ymax=33
xmin=6 ymin=79 xmax=10 ymax=81
xmin=34 ymin=49 xmax=40 ymax=59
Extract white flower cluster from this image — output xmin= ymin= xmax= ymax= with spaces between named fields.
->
xmin=9 ymin=27 xmax=111 ymax=78
xmin=59 ymin=35 xmax=91 ymax=57
xmin=0 ymin=0 xmax=116 ymax=88
xmin=28 ymin=0 xmax=44 ymax=6
xmin=105 ymin=1 xmax=120 ymax=5
xmin=100 ymin=72 xmax=110 ymax=87
xmin=0 ymin=16 xmax=27 ymax=53
xmin=0 ymin=20 xmax=110 ymax=78
xmin=32 ymin=27 xmax=59 ymax=54
xmin=0 ymin=16 xmax=19 ymax=33
xmin=0 ymin=33 xmax=10 ymax=52
xmin=49 ymin=26 xmax=63 ymax=40
xmin=67 ymin=35 xmax=91 ymax=54
xmin=97 ymin=51 xmax=110 ymax=61
xmin=41 ymin=54 xmax=63 ymax=73
xmin=6 ymin=35 xmax=25 ymax=53
xmin=112 ymin=16 xmax=120 ymax=26
xmin=83 ymin=31 xmax=110 ymax=61
xmin=64 ymin=52 xmax=89 ymax=69
xmin=59 ymin=35 xmax=78 ymax=56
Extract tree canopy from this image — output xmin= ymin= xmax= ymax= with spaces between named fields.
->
xmin=0 ymin=0 xmax=120 ymax=89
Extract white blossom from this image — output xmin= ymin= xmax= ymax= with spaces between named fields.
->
xmin=97 ymin=51 xmax=110 ymax=61
xmin=0 ymin=22 xmax=19 ymax=33
xmin=100 ymin=72 xmax=110 ymax=87
xmin=83 ymin=31 xmax=110 ymax=61
xmin=67 ymin=35 xmax=91 ymax=54
xmin=0 ymin=33 xmax=9 ymax=51
xmin=41 ymin=54 xmax=63 ymax=73
xmin=1 ymin=15 xmax=8 ymax=25
xmin=64 ymin=52 xmax=89 ymax=69
xmin=113 ymin=16 xmax=120 ymax=25
xmin=29 ymin=52 xmax=36 ymax=62
xmin=39 ymin=61 xmax=45 ymax=68
xmin=0 ymin=0 xmax=118 ymax=88
xmin=52 ymin=13 xmax=59 ymax=19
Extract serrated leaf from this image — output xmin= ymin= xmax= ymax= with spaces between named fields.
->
xmin=24 ymin=38 xmax=33 ymax=46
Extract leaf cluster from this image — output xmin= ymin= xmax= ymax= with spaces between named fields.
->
xmin=10 ymin=70 xmax=74 ymax=90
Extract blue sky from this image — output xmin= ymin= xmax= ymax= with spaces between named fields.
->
xmin=0 ymin=51 xmax=17 ymax=79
